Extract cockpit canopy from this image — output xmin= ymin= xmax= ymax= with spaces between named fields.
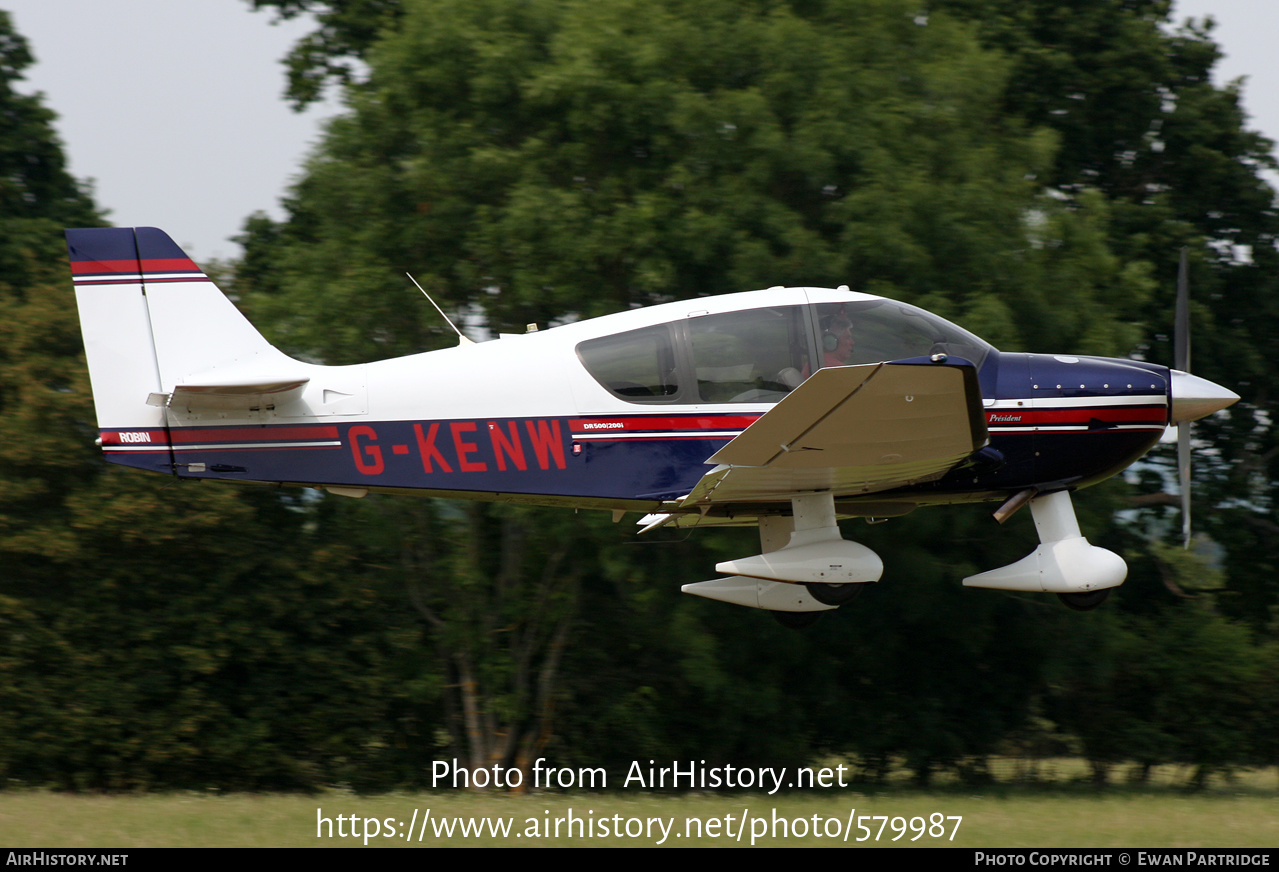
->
xmin=576 ymin=297 xmax=994 ymax=405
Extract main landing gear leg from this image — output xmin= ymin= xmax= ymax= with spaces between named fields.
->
xmin=681 ymin=493 xmax=882 ymax=625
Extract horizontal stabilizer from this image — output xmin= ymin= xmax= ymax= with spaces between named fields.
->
xmin=174 ymin=377 xmax=310 ymax=397
xmin=162 ymin=375 xmax=310 ymax=410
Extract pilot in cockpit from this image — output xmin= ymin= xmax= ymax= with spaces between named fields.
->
xmin=820 ymin=312 xmax=855 ymax=367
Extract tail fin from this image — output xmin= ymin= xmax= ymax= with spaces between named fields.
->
xmin=66 ymin=227 xmax=307 ymax=471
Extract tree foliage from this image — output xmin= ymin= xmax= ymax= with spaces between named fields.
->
xmin=0 ymin=11 xmax=435 ymax=791
xmin=936 ymin=0 xmax=1279 ymax=628
xmin=231 ymin=0 xmax=1279 ymax=787
xmin=245 ymin=0 xmax=402 ymax=108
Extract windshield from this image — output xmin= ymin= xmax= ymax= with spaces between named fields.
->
xmin=814 ymin=299 xmax=994 ymax=370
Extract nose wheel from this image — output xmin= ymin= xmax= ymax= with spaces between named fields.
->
xmin=805 ymin=582 xmax=867 ymax=606
xmin=1057 ymin=589 xmax=1111 ymax=611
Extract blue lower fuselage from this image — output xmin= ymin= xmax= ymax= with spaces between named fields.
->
xmin=97 ymin=351 xmax=1169 ymax=514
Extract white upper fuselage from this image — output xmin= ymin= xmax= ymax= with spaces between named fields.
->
xmin=351 ymin=287 xmax=869 ymax=423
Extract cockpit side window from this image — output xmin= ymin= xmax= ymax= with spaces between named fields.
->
xmin=687 ymin=306 xmax=811 ymax=403
xmin=577 ymin=324 xmax=681 ymax=403
xmin=576 ymin=305 xmax=814 ymax=405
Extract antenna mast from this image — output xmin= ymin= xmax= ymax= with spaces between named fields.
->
xmin=406 ymin=273 xmax=474 ymax=346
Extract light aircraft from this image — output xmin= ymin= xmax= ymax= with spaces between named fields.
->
xmin=66 ymin=227 xmax=1239 ymax=625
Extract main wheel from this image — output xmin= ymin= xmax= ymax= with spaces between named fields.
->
xmin=770 ymin=610 xmax=823 ymax=629
xmin=805 ymin=582 xmax=866 ymax=606
xmin=1057 ymin=589 xmax=1111 ymax=611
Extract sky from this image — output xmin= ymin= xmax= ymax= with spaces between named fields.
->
xmin=5 ymin=1 xmax=342 ymax=263
xmin=6 ymin=1 xmax=1278 ymax=265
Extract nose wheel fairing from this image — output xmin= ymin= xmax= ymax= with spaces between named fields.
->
xmin=962 ymin=490 xmax=1126 ymax=594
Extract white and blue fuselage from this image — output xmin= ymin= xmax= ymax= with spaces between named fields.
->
xmin=67 ymin=227 xmax=1238 ymax=616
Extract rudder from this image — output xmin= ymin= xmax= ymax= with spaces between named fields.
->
xmin=66 ymin=226 xmax=298 ymax=473
xmin=67 ymin=228 xmax=168 ymax=470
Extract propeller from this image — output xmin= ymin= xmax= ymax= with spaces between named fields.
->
xmin=1175 ymin=248 xmax=1191 ymax=548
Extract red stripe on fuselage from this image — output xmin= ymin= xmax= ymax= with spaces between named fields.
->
xmin=102 ymin=426 xmax=342 ymax=446
xmin=167 ymin=425 xmax=340 ymax=443
xmin=569 ymin=414 xmax=760 ymax=434
xmin=987 ymin=406 xmax=1166 ymax=426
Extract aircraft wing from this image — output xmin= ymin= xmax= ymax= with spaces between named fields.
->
xmin=681 ymin=359 xmax=987 ymax=506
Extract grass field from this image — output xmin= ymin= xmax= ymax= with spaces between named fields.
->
xmin=1 ymin=762 xmax=1276 ymax=848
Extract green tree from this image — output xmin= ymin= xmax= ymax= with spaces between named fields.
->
xmin=1047 ymin=605 xmax=1260 ymax=788
xmin=934 ymin=0 xmax=1279 ymax=628
xmin=236 ymin=0 xmax=1279 ymax=784
xmin=0 ymin=264 xmax=433 ymax=789
xmin=238 ymin=0 xmax=1140 ymax=780
xmin=244 ymin=0 xmax=1153 ymax=351
xmin=245 ymin=0 xmax=403 ymax=108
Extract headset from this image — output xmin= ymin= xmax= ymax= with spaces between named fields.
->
xmin=821 ymin=314 xmax=852 ymax=352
